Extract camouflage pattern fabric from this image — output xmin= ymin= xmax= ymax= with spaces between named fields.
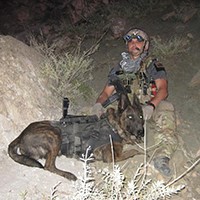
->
xmin=151 ymin=100 xmax=178 ymax=158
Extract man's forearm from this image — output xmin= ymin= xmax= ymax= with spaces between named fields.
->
xmin=150 ymin=88 xmax=168 ymax=107
xmin=96 ymin=93 xmax=109 ymax=105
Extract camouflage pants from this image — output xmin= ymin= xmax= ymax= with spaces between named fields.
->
xmin=151 ymin=101 xmax=178 ymax=158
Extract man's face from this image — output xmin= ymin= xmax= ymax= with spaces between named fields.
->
xmin=127 ymin=39 xmax=145 ymax=59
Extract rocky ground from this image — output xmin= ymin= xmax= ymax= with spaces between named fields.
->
xmin=0 ymin=1 xmax=200 ymax=199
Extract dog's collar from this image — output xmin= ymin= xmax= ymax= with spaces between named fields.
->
xmin=105 ymin=118 xmax=125 ymax=139
xmin=107 ymin=119 xmax=136 ymax=144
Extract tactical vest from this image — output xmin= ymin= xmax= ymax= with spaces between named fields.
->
xmin=116 ymin=56 xmax=157 ymax=104
xmin=51 ymin=117 xmax=122 ymax=158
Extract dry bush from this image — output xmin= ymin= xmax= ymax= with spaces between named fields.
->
xmin=189 ymin=70 xmax=200 ymax=87
xmin=151 ymin=36 xmax=190 ymax=59
xmin=66 ymin=149 xmax=193 ymax=200
xmin=41 ymin=50 xmax=96 ymax=101
xmin=66 ymin=127 xmax=200 ymax=200
xmin=104 ymin=0 xmax=162 ymax=20
xmin=30 ymin=35 xmax=97 ymax=107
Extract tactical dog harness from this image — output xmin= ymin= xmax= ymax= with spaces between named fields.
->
xmin=51 ymin=116 xmax=122 ymax=158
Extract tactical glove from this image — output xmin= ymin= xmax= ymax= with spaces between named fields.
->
xmin=142 ymin=105 xmax=154 ymax=120
xmin=91 ymin=103 xmax=105 ymax=118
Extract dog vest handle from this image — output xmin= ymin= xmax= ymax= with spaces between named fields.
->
xmin=63 ymin=97 xmax=69 ymax=119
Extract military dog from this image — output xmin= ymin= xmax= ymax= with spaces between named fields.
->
xmin=8 ymin=93 xmax=144 ymax=181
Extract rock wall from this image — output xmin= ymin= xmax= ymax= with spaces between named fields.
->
xmin=0 ymin=35 xmax=61 ymax=153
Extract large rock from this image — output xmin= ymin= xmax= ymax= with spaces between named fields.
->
xmin=0 ymin=35 xmax=61 ymax=152
xmin=0 ymin=36 xmax=84 ymax=200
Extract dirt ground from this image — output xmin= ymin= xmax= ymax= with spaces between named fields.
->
xmin=1 ymin=2 xmax=200 ymax=200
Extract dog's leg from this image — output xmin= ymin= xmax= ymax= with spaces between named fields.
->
xmin=114 ymin=149 xmax=143 ymax=162
xmin=93 ymin=144 xmax=117 ymax=162
xmin=44 ymin=147 xmax=77 ymax=181
xmin=94 ymin=143 xmax=142 ymax=163
xmin=8 ymin=137 xmax=44 ymax=168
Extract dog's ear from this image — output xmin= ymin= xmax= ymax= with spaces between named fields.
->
xmin=132 ymin=93 xmax=141 ymax=110
xmin=118 ymin=93 xmax=131 ymax=114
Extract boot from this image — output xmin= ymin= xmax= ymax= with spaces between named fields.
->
xmin=153 ymin=156 xmax=171 ymax=176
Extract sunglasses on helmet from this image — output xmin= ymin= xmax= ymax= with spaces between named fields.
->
xmin=123 ymin=34 xmax=144 ymax=43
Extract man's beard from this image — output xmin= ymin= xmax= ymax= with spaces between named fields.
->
xmin=130 ymin=46 xmax=143 ymax=57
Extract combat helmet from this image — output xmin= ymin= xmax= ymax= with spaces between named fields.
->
xmin=123 ymin=28 xmax=150 ymax=51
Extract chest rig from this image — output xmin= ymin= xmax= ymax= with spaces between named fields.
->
xmin=116 ymin=56 xmax=157 ymax=104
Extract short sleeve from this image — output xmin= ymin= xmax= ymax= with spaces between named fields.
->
xmin=146 ymin=60 xmax=167 ymax=80
xmin=107 ymin=64 xmax=121 ymax=85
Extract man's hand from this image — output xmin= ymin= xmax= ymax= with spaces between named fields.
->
xmin=142 ymin=105 xmax=154 ymax=120
xmin=91 ymin=103 xmax=105 ymax=118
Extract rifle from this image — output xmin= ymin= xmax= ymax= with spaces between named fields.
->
xmin=102 ymin=78 xmax=129 ymax=108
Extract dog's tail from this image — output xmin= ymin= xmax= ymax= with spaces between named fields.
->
xmin=8 ymin=137 xmax=44 ymax=168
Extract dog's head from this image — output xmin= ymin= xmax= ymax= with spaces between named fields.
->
xmin=118 ymin=93 xmax=144 ymax=141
